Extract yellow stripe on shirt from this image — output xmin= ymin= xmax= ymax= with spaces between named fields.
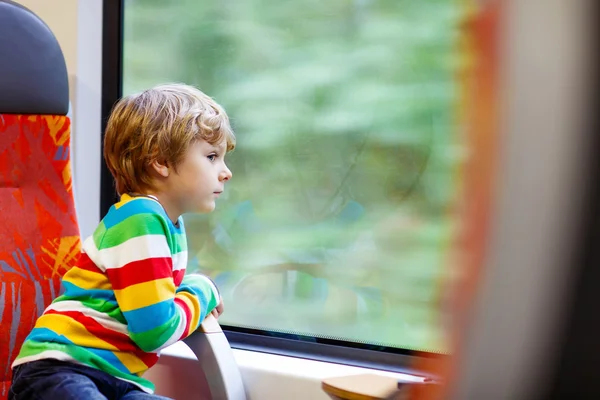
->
xmin=64 ymin=267 xmax=113 ymax=291
xmin=114 ymin=278 xmax=175 ymax=312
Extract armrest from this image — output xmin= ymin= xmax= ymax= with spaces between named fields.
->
xmin=183 ymin=315 xmax=247 ymax=400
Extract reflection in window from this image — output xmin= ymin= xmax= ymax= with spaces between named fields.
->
xmin=123 ymin=0 xmax=465 ymax=354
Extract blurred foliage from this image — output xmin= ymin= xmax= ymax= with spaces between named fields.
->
xmin=123 ymin=0 xmax=465 ymax=353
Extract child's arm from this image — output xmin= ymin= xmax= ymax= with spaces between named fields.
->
xmin=174 ymin=273 xmax=223 ymax=334
xmin=96 ymin=213 xmax=220 ymax=352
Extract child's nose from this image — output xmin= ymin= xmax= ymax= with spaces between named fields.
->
xmin=220 ymin=166 xmax=232 ymax=181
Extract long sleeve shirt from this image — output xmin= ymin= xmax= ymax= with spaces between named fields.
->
xmin=11 ymin=194 xmax=220 ymax=393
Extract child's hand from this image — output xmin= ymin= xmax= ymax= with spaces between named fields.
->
xmin=211 ymin=298 xmax=224 ymax=319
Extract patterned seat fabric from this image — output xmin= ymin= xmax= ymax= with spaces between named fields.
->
xmin=0 ymin=1 xmax=79 ymax=398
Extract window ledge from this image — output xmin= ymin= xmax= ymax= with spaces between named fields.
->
xmin=146 ymin=341 xmax=425 ymax=400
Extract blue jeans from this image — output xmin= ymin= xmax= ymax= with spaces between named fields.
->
xmin=9 ymin=359 xmax=172 ymax=400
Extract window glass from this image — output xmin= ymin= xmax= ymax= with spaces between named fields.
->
xmin=123 ymin=0 xmax=465 ymax=354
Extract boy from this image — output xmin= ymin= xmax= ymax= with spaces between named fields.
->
xmin=9 ymin=83 xmax=234 ymax=400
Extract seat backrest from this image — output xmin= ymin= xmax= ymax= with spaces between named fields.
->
xmin=0 ymin=1 xmax=79 ymax=397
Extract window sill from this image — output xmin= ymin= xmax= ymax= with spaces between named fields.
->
xmin=145 ymin=341 xmax=425 ymax=400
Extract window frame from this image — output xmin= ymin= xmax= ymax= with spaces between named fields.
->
xmin=101 ymin=0 xmax=445 ymax=376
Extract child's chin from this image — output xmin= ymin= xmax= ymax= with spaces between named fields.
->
xmin=195 ymin=201 xmax=216 ymax=214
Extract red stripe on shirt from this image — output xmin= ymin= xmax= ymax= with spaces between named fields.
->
xmin=174 ymin=297 xmax=192 ymax=339
xmin=106 ymin=257 xmax=173 ymax=290
xmin=173 ymin=269 xmax=185 ymax=287
xmin=77 ymin=252 xmax=104 ymax=274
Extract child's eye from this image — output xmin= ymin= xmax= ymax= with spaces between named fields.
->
xmin=207 ymin=154 xmax=217 ymax=162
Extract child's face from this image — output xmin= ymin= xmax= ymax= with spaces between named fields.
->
xmin=169 ymin=138 xmax=232 ymax=214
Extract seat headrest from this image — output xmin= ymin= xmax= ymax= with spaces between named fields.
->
xmin=0 ymin=0 xmax=69 ymax=115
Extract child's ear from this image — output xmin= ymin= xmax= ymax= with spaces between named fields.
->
xmin=150 ymin=159 xmax=170 ymax=178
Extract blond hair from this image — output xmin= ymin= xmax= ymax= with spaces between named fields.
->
xmin=104 ymin=83 xmax=235 ymax=195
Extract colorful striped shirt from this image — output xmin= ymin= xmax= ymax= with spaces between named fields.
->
xmin=11 ymin=194 xmax=221 ymax=393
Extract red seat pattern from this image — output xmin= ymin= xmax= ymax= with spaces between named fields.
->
xmin=0 ymin=114 xmax=80 ymax=398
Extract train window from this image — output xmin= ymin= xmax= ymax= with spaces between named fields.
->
xmin=116 ymin=0 xmax=468 ymax=364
